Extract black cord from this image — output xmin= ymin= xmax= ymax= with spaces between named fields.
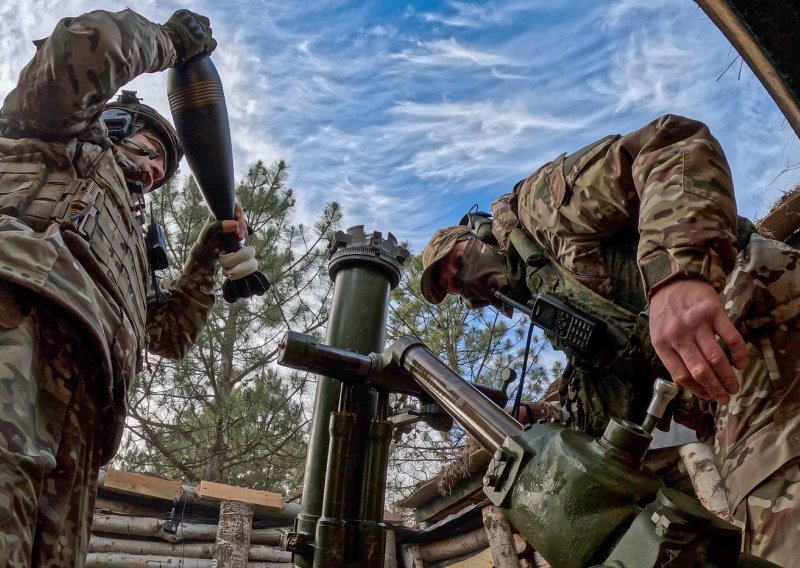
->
xmin=512 ymin=317 xmax=536 ymax=420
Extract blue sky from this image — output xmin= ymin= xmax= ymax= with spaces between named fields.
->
xmin=2 ymin=0 xmax=799 ymax=254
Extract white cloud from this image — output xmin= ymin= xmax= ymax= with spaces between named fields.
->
xmin=592 ymin=31 xmax=709 ymax=113
xmin=394 ymin=37 xmax=511 ymax=67
xmin=415 ymin=2 xmax=508 ymax=28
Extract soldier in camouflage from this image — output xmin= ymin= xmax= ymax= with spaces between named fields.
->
xmin=0 ymin=9 xmax=256 ymax=566
xmin=421 ymin=115 xmax=800 ymax=567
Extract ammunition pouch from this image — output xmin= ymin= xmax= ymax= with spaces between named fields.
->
xmin=0 ymin=146 xmax=149 ymax=346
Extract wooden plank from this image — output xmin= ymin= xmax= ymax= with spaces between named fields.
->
xmin=196 ymin=480 xmax=283 ymax=510
xmin=384 ymin=510 xmax=404 ymax=525
xmin=103 ymin=469 xmax=182 ymax=501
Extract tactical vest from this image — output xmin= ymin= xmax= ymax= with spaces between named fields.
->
xmin=504 ymin=228 xmax=658 ymax=433
xmin=0 ymin=141 xmax=149 ymax=349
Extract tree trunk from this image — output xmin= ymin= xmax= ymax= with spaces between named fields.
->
xmin=213 ymin=500 xmax=255 ymax=568
xmin=206 ymin=302 xmax=242 ymax=482
xmin=482 ymin=505 xmax=521 ymax=568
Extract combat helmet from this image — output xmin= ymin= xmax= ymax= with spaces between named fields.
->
xmin=101 ymin=90 xmax=183 ymax=189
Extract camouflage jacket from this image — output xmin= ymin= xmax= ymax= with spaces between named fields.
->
xmin=492 ymin=114 xmax=800 ymax=508
xmin=0 ymin=10 xmax=215 ymax=456
xmin=492 ymin=114 xmax=738 ymax=301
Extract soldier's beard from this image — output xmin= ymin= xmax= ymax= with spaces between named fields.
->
xmin=456 ymin=239 xmax=511 ymax=315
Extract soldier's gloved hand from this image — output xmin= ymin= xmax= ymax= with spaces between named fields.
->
xmin=190 ymin=205 xmax=252 ymax=266
xmin=164 ymin=9 xmax=217 ymax=64
xmin=190 ymin=216 xmax=226 ymax=265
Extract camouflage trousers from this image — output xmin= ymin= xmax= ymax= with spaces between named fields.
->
xmin=0 ymin=282 xmax=104 ymax=567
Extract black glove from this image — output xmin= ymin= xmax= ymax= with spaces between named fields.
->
xmin=190 ymin=216 xmax=225 ymax=265
xmin=164 ymin=9 xmax=217 ymax=64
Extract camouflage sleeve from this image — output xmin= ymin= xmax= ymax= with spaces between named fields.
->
xmin=515 ymin=115 xmax=737 ymax=299
xmin=491 ymin=192 xmax=520 ymax=248
xmin=1 ymin=9 xmax=177 ymax=139
xmin=145 ymin=259 xmax=217 ymax=359
xmin=621 ymin=115 xmax=738 ymax=297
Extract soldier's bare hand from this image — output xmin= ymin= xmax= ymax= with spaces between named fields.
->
xmin=220 ymin=202 xmax=247 ymax=241
xmin=649 ymin=278 xmax=747 ymax=404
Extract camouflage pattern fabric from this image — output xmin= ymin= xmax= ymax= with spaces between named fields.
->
xmin=496 ymin=115 xmax=738 ymax=301
xmin=0 ymin=282 xmax=103 ymax=566
xmin=146 ymin=258 xmax=217 ymax=359
xmin=0 ymin=9 xmax=216 ymax=565
xmin=732 ymin=458 xmax=800 ymax=567
xmin=0 ymin=9 xmax=176 ymax=140
xmin=715 ymin=235 xmax=800 ymax=564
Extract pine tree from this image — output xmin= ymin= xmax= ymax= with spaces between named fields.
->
xmin=114 ymin=160 xmax=341 ymax=495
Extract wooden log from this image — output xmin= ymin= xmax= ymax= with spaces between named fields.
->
xmin=384 ymin=529 xmax=398 ymax=568
xmin=85 ymin=554 xmax=287 ymax=567
xmin=419 ymin=527 xmax=486 ymax=562
xmin=400 ymin=543 xmax=424 ymax=568
xmin=429 ymin=547 xmax=494 ymax=567
xmin=91 ymin=513 xmax=283 ymax=545
xmin=88 ymin=536 xmax=290 ymax=562
xmin=532 ymin=552 xmax=551 ymax=568
xmin=428 ymin=538 xmax=528 ymax=568
xmin=420 ymin=528 xmax=527 ymax=563
xmin=678 ymin=442 xmax=731 ymax=521
xmin=482 ymin=505 xmax=521 ymax=568
xmin=213 ymin=500 xmax=254 ymax=568
xmin=248 ymin=547 xmax=291 ymax=563
xmin=89 ymin=536 xmax=212 ymax=558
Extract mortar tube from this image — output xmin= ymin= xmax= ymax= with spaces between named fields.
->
xmin=313 ymin=411 xmax=356 ymax=567
xmin=294 ymin=227 xmax=407 ymax=568
xmin=390 ymin=337 xmax=523 ymax=453
xmin=357 ymin=393 xmax=393 ymax=567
